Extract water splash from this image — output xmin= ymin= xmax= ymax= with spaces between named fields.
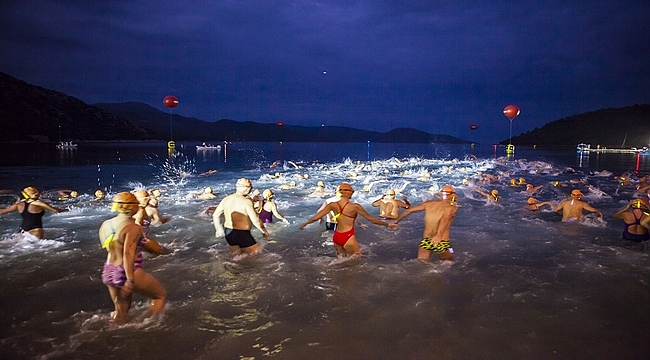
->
xmin=152 ymin=152 xmax=196 ymax=187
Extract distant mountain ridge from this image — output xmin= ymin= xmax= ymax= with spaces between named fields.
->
xmin=508 ymin=104 xmax=650 ymax=147
xmin=0 ymin=71 xmax=466 ymax=143
xmin=0 ymin=72 xmax=154 ymax=142
xmin=94 ymin=102 xmax=466 ymax=143
xmin=2 ymin=71 xmax=649 ymax=145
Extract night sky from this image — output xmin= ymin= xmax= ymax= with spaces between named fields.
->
xmin=1 ymin=1 xmax=649 ymax=144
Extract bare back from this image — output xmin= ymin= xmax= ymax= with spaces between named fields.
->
xmin=421 ymin=201 xmax=457 ymax=239
xmin=215 ymin=193 xmax=257 ymax=230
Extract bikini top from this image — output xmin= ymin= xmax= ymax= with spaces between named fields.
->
xmin=332 ymin=201 xmax=356 ymax=221
xmin=101 ymin=219 xmax=130 ymax=248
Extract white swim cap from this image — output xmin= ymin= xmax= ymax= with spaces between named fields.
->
xmin=236 ymin=178 xmax=252 ymax=188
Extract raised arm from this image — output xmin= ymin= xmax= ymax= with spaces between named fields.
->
xmin=32 ymin=200 xmax=68 ymax=213
xmin=300 ymin=204 xmax=335 ymax=229
xmin=393 ymin=201 xmax=427 ymax=224
xmin=0 ymin=202 xmax=19 ymax=215
xmin=354 ymin=205 xmax=389 ymax=227
xmin=612 ymin=203 xmax=631 ymax=220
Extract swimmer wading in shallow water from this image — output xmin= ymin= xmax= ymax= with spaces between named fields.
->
xmin=98 ymin=192 xmax=166 ymax=324
xmin=299 ymin=183 xmax=392 ymax=257
xmin=0 ymin=186 xmax=68 ymax=239
xmin=392 ymin=185 xmax=458 ymax=261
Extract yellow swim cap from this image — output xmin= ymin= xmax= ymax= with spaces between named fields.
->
xmin=22 ymin=186 xmax=39 ymax=199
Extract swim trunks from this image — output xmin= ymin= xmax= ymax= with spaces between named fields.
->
xmin=19 ymin=201 xmax=44 ymax=232
xmin=332 ymin=228 xmax=355 ymax=246
xmin=419 ymin=238 xmax=454 ymax=253
xmin=325 ymin=222 xmax=336 ymax=231
xmin=224 ymin=228 xmax=257 ymax=248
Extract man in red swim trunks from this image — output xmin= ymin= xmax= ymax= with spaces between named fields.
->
xmin=300 ymin=183 xmax=391 ymax=257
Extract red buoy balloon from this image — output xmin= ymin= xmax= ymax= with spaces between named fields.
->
xmin=276 ymin=121 xmax=284 ymax=126
xmin=469 ymin=124 xmax=478 ymax=130
xmin=503 ymin=105 xmax=520 ymax=120
xmin=163 ymin=95 xmax=179 ymax=109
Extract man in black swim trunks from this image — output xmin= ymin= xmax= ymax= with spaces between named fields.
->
xmin=213 ymin=178 xmax=269 ymax=256
xmin=392 ymin=185 xmax=458 ymax=261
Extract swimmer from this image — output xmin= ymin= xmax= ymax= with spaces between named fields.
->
xmin=613 ymin=198 xmax=649 ymax=242
xmin=256 ymin=189 xmax=290 ymax=224
xmin=133 ymin=190 xmax=171 ymax=226
xmin=94 ymin=189 xmax=106 ymax=201
xmin=98 ymin=192 xmax=166 ymax=324
xmin=57 ymin=189 xmax=79 ymax=200
xmin=186 ymin=187 xmax=217 ymax=200
xmin=307 ymin=181 xmax=329 ymax=198
xmin=474 ymin=188 xmax=500 ymax=203
xmin=371 ymin=189 xmax=410 ymax=220
xmin=0 ymin=186 xmax=68 ymax=239
xmin=198 ymin=169 xmax=217 ymax=176
xmin=526 ymin=184 xmax=543 ymax=194
xmin=213 ymin=178 xmax=269 ymax=256
xmin=300 ymin=183 xmax=391 ymax=257
xmin=553 ymin=189 xmax=602 ymax=222
xmin=392 ymin=185 xmax=458 ymax=261
xmin=525 ymin=197 xmax=553 ymax=211
xmin=278 ymin=181 xmax=297 ymax=190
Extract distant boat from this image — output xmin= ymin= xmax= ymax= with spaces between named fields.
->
xmin=196 ymin=143 xmax=221 ymax=150
xmin=576 ymin=143 xmax=591 ymax=152
xmin=56 ymin=141 xmax=78 ymax=149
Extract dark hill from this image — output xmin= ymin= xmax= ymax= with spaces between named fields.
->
xmin=0 ymin=72 xmax=154 ymax=142
xmin=508 ymin=104 xmax=650 ymax=147
xmin=94 ymin=102 xmax=467 ymax=143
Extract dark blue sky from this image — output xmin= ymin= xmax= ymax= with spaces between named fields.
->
xmin=2 ymin=1 xmax=649 ymax=144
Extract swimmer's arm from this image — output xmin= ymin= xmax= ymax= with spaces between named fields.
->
xmin=133 ymin=207 xmax=144 ymax=225
xmin=583 ymin=203 xmax=603 ymax=217
xmin=537 ymin=202 xmax=554 ymax=209
xmin=473 ymin=188 xmax=489 ymax=197
xmin=612 ymin=204 xmax=631 ymax=220
xmin=149 ymin=208 xmax=171 ymax=225
xmin=299 ymin=205 xmax=333 ymax=229
xmin=121 ymin=225 xmax=140 ymax=296
xmin=552 ymin=202 xmax=565 ymax=213
xmin=32 ymin=200 xmax=68 ymax=213
xmin=401 ymin=196 xmax=411 ymax=207
xmin=269 ymin=203 xmax=290 ymax=224
xmin=212 ymin=202 xmax=225 ymax=237
xmin=371 ymin=197 xmax=384 ymax=207
xmin=393 ymin=202 xmax=427 ymax=224
xmin=0 ymin=202 xmax=19 ymax=215
xmin=355 ymin=205 xmax=389 ymax=227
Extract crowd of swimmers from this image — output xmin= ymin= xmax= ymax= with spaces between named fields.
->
xmin=2 ymin=158 xmax=650 ymax=323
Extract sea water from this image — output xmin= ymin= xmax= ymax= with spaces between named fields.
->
xmin=0 ymin=142 xmax=649 ymax=359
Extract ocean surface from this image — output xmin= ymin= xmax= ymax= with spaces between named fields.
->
xmin=1 ymin=142 xmax=649 ymax=360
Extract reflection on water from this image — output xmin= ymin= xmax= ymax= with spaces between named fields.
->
xmin=0 ymin=143 xmax=650 ymax=359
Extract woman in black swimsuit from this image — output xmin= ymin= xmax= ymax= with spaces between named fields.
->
xmin=0 ymin=186 xmax=68 ymax=239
